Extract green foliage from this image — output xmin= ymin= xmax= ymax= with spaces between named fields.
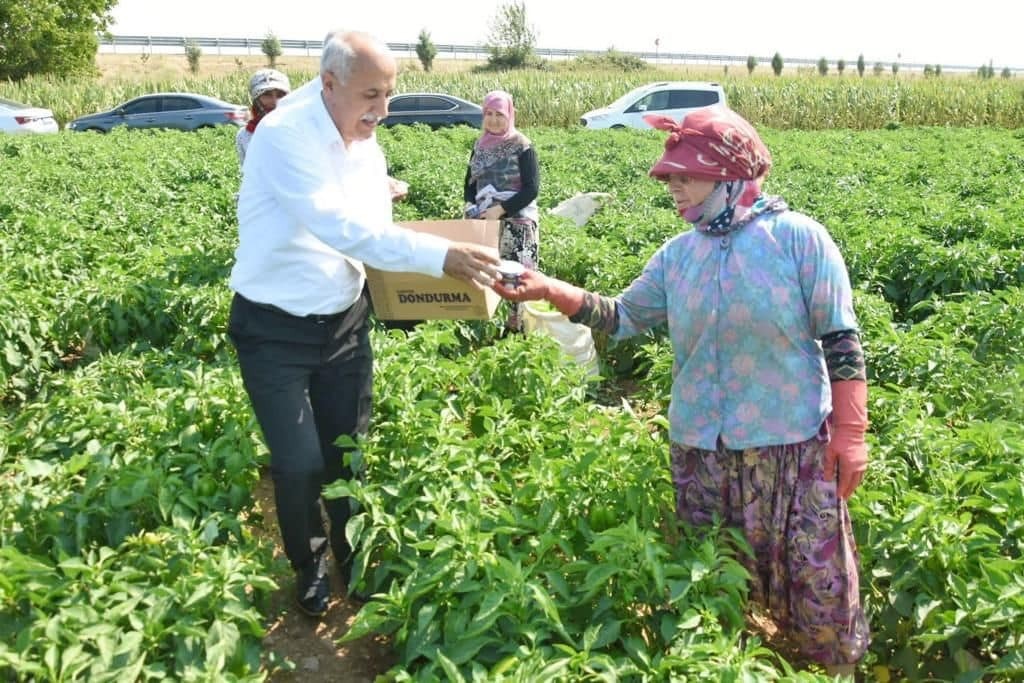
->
xmin=771 ymin=52 xmax=784 ymax=76
xmin=261 ymin=32 xmax=282 ymax=68
xmin=817 ymin=57 xmax=829 ymax=76
xmin=746 ymin=55 xmax=758 ymax=75
xmin=0 ymin=0 xmax=116 ymax=80
xmin=566 ymin=49 xmax=649 ymax=73
xmin=415 ymin=29 xmax=438 ymax=73
xmin=836 ymin=58 xmax=846 ymax=75
xmin=857 ymin=53 xmax=865 ymax=77
xmin=874 ymin=61 xmax=886 ymax=76
xmin=2 ymin=122 xmax=1024 ymax=681
xmin=485 ymin=0 xmax=539 ymax=70
xmin=184 ymin=41 xmax=202 ymax=75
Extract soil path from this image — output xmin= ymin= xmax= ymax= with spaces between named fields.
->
xmin=252 ymin=473 xmax=396 ymax=681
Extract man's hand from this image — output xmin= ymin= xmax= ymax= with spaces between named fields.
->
xmin=388 ymin=176 xmax=409 ymax=202
xmin=483 ymin=204 xmax=505 ymax=220
xmin=443 ymin=243 xmax=501 ymax=288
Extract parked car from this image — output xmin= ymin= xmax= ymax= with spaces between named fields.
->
xmin=580 ymin=81 xmax=726 ymax=130
xmin=383 ymin=93 xmax=482 ymax=129
xmin=0 ymin=97 xmax=59 ymax=134
xmin=67 ymin=93 xmax=248 ymax=133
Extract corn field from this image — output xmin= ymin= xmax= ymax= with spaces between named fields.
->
xmin=2 ymin=67 xmax=1023 ymax=129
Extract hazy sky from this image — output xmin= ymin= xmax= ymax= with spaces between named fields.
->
xmin=108 ymin=0 xmax=1023 ymax=69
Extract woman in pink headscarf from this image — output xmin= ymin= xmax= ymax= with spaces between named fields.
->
xmin=463 ymin=90 xmax=540 ymax=332
xmin=494 ymin=106 xmax=870 ymax=677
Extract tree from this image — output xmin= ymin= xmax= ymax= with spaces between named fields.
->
xmin=1001 ymin=67 xmax=1013 ymax=79
xmin=837 ymin=58 xmax=846 ymax=76
xmin=857 ymin=53 xmax=865 ymax=77
xmin=746 ymin=55 xmax=758 ymax=75
xmin=486 ymin=0 xmax=537 ymax=69
xmin=935 ymin=64 xmax=942 ymax=77
xmin=817 ymin=57 xmax=828 ymax=76
xmin=891 ymin=61 xmax=899 ymax=77
xmin=923 ymin=64 xmax=935 ymax=77
xmin=0 ymin=0 xmax=118 ymax=81
xmin=873 ymin=62 xmax=885 ymax=76
xmin=415 ymin=29 xmax=437 ymax=72
xmin=261 ymin=32 xmax=282 ymax=67
xmin=771 ymin=52 xmax=783 ymax=76
xmin=185 ymin=40 xmax=202 ymax=75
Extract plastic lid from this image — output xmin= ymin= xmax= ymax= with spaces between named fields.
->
xmin=498 ymin=260 xmax=525 ymax=276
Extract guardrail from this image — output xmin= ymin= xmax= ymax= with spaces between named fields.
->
xmin=99 ymin=35 xmax=1014 ymax=74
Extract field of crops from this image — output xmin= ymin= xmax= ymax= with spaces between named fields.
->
xmin=3 ymin=67 xmax=1024 ymax=130
xmin=1 ymin=119 xmax=1022 ymax=681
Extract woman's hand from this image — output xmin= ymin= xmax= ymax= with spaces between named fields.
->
xmin=483 ymin=204 xmax=505 ymax=220
xmin=491 ymin=269 xmax=549 ymax=301
xmin=824 ymin=380 xmax=869 ymax=500
xmin=492 ymin=270 xmax=587 ymax=318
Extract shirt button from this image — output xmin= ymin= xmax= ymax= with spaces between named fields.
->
xmin=720 ymin=236 xmax=730 ymax=249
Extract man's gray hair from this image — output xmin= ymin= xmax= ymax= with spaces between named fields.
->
xmin=320 ymin=30 xmax=389 ymax=85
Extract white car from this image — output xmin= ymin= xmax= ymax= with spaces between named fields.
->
xmin=580 ymin=81 xmax=727 ymax=130
xmin=0 ymin=97 xmax=59 ymax=134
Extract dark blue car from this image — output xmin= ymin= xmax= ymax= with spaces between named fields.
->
xmin=68 ymin=92 xmax=248 ymax=133
xmin=383 ymin=93 xmax=483 ymax=129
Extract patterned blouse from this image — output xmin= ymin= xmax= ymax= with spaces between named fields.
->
xmin=574 ymin=206 xmax=859 ymax=450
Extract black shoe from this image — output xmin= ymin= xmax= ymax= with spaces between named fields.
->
xmin=295 ymin=542 xmax=331 ymax=618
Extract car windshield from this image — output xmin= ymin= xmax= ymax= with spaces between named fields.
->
xmin=606 ymin=86 xmax=651 ymax=110
xmin=0 ymin=97 xmax=31 ymax=110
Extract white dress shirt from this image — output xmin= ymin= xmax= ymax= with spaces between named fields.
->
xmin=230 ymin=87 xmax=450 ymax=316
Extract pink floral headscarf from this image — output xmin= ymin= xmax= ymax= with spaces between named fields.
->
xmin=645 ymin=106 xmax=772 ymax=182
xmin=645 ymin=107 xmax=782 ymax=234
xmin=475 ymin=90 xmax=518 ymax=151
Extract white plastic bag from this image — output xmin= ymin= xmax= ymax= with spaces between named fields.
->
xmin=522 ymin=302 xmax=600 ymax=377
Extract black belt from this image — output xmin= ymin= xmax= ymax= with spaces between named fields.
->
xmin=244 ymin=297 xmax=348 ymax=324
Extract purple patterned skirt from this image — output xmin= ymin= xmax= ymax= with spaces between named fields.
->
xmin=670 ymin=431 xmax=870 ymax=665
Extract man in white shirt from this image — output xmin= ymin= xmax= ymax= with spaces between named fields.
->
xmin=228 ymin=30 xmax=499 ymax=618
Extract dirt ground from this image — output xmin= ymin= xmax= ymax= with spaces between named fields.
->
xmin=251 ymin=473 xmax=396 ymax=681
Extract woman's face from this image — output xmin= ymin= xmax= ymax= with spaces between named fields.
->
xmin=483 ymin=108 xmax=509 ymax=135
xmin=257 ymin=90 xmax=287 ymax=113
xmin=666 ymin=174 xmax=716 ymax=213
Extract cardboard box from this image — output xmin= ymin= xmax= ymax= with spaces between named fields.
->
xmin=365 ymin=219 xmax=502 ymax=320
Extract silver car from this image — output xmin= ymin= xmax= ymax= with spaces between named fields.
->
xmin=68 ymin=92 xmax=248 ymax=133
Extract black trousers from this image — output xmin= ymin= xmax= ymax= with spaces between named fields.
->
xmin=228 ymin=292 xmax=373 ymax=572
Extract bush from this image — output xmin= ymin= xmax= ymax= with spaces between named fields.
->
xmin=485 ymin=0 xmax=537 ymax=70
xmin=415 ymin=29 xmax=438 ymax=72
xmin=261 ymin=32 xmax=282 ymax=68
xmin=185 ymin=41 xmax=202 ymax=75
xmin=565 ymin=49 xmax=648 ymax=72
